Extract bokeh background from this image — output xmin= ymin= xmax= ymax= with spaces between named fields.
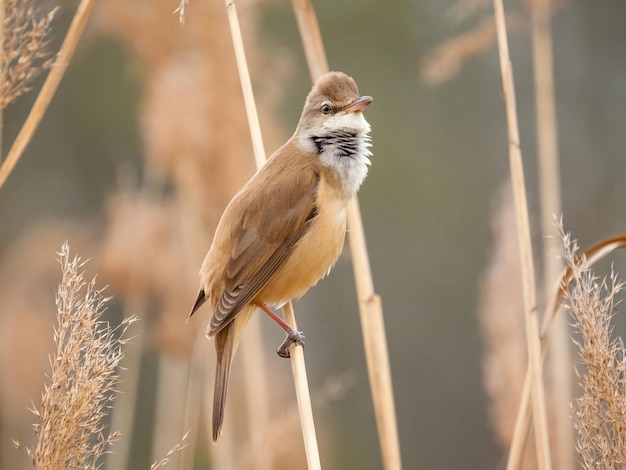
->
xmin=2 ymin=0 xmax=626 ymax=468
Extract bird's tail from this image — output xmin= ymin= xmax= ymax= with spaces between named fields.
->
xmin=212 ymin=322 xmax=235 ymax=442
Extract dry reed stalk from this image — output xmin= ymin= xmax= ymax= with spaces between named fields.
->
xmin=15 ymin=242 xmax=137 ymax=469
xmin=530 ymin=1 xmax=573 ymax=468
xmin=97 ymin=2 xmax=278 ymax=466
xmin=291 ymin=1 xmax=402 ymax=469
xmin=508 ymin=234 xmax=626 ymax=468
xmin=235 ymin=371 xmax=356 ymax=469
xmin=493 ymin=1 xmax=551 ymax=469
xmin=0 ymin=0 xmax=94 ymax=190
xmin=225 ymin=1 xmax=321 ymax=468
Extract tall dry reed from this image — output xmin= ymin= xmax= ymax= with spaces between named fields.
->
xmin=15 ymin=242 xmax=136 ymax=469
xmin=291 ymin=1 xmax=402 ymax=467
xmin=530 ymin=0 xmax=573 ymax=467
xmin=96 ymin=1 xmax=290 ymax=467
xmin=0 ymin=0 xmax=95 ymax=189
xmin=493 ymin=0 xmax=551 ymax=466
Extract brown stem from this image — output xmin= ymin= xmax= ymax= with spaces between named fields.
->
xmin=0 ymin=0 xmax=95 ymax=190
xmin=224 ymin=1 xmax=320 ymax=467
xmin=291 ymin=1 xmax=402 ymax=468
xmin=493 ymin=0 xmax=552 ymax=468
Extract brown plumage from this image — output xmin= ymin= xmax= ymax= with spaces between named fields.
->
xmin=188 ymin=71 xmax=373 ymax=441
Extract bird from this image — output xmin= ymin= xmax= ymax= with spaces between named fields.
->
xmin=188 ymin=71 xmax=373 ymax=442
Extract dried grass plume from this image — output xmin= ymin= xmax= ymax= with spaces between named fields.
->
xmin=1 ymin=0 xmax=57 ymax=109
xmin=561 ymin=229 xmax=626 ymax=468
xmin=15 ymin=242 xmax=136 ymax=469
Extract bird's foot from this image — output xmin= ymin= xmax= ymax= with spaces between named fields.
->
xmin=276 ymin=329 xmax=305 ymax=358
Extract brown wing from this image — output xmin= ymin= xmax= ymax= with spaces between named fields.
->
xmin=208 ymin=165 xmax=320 ymax=336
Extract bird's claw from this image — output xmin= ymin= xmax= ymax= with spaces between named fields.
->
xmin=276 ymin=329 xmax=305 ymax=358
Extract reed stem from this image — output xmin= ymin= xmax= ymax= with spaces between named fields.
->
xmin=290 ymin=0 xmax=402 ymax=468
xmin=531 ymin=0 xmax=573 ymax=467
xmin=0 ymin=0 xmax=95 ymax=190
xmin=492 ymin=1 xmax=551 ymax=468
xmin=224 ymin=1 xmax=320 ymax=467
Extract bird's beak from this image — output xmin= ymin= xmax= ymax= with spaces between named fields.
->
xmin=341 ymin=95 xmax=373 ymax=114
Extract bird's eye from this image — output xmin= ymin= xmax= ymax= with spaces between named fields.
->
xmin=321 ymin=104 xmax=331 ymax=114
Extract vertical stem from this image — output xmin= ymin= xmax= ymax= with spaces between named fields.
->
xmin=225 ymin=0 xmax=265 ymax=169
xmin=224 ymin=1 xmax=320 ymax=466
xmin=290 ymin=1 xmax=402 ymax=468
xmin=0 ymin=0 xmax=96 ymax=190
xmin=281 ymin=302 xmax=321 ymax=470
xmin=347 ymin=198 xmax=402 ymax=470
xmin=492 ymin=1 xmax=552 ymax=469
xmin=291 ymin=0 xmax=328 ymax=79
xmin=531 ymin=0 xmax=573 ymax=468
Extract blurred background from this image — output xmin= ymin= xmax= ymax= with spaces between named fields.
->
xmin=1 ymin=0 xmax=626 ymax=468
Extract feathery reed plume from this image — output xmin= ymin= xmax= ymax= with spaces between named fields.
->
xmin=15 ymin=242 xmax=136 ymax=469
xmin=479 ymin=182 xmax=537 ymax=468
xmin=560 ymin=230 xmax=626 ymax=468
xmin=508 ymin=234 xmax=626 ymax=468
xmin=0 ymin=222 xmax=95 ymax=470
xmin=0 ymin=0 xmax=57 ymax=109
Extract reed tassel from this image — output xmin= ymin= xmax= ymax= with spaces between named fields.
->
xmin=224 ymin=1 xmax=321 ymax=468
xmin=493 ymin=0 xmax=551 ymax=468
xmin=0 ymin=0 xmax=95 ymax=190
xmin=290 ymin=1 xmax=402 ymax=468
xmin=507 ymin=234 xmax=626 ymax=467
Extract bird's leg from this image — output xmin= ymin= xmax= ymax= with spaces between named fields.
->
xmin=257 ymin=302 xmax=305 ymax=358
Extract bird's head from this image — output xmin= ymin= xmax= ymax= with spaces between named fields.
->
xmin=295 ymin=72 xmax=373 ymax=196
xmin=296 ymin=71 xmax=372 ymax=137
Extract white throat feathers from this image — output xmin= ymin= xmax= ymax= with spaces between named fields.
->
xmin=299 ymin=111 xmax=372 ymax=197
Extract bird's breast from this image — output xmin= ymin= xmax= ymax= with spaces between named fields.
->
xmin=255 ymin=179 xmax=348 ymax=305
